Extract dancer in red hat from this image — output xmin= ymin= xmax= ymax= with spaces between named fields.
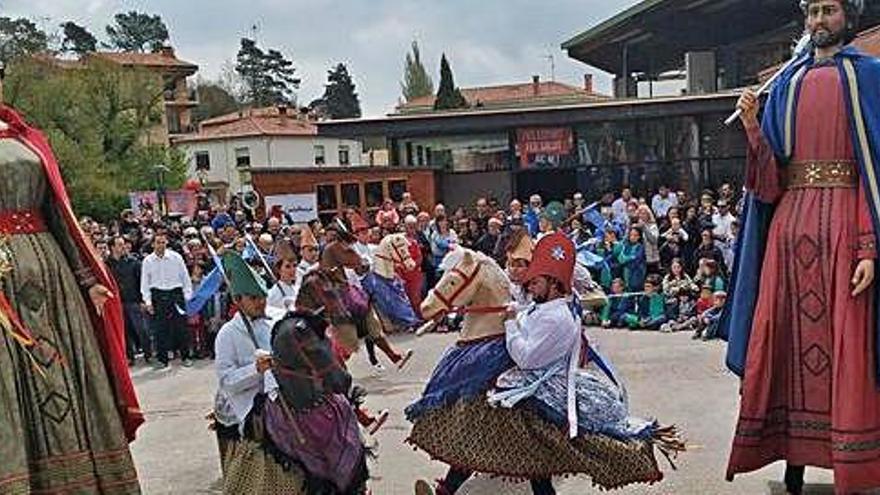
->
xmin=411 ymin=232 xmax=683 ymax=494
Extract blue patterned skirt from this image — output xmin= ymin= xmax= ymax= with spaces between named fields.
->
xmin=405 ymin=335 xmax=513 ymax=421
xmin=361 ymin=272 xmax=421 ymax=328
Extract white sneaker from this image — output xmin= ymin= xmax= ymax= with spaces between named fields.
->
xmin=371 ymin=363 xmax=386 ymax=375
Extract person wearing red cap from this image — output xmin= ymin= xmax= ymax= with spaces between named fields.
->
xmin=415 ymin=232 xmax=683 ymax=495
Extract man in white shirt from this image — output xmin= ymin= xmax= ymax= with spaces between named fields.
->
xmin=712 ymin=199 xmax=737 ymax=243
xmin=611 ymin=187 xmax=633 ymax=225
xmin=212 ymin=251 xmax=280 ymax=470
xmin=141 ymin=231 xmax=193 ymax=369
xmin=651 ymin=185 xmax=679 ymax=219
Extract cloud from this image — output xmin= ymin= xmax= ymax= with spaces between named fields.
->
xmin=2 ymin=0 xmax=639 ymax=116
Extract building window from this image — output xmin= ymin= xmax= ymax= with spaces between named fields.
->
xmin=389 ymin=180 xmax=407 ymax=202
xmin=405 ymin=142 xmax=414 ymax=166
xmin=235 ymin=147 xmax=250 ymax=168
xmin=341 ymin=182 xmax=360 ymax=209
xmin=195 ymin=151 xmax=210 ymax=170
xmin=365 ymin=181 xmax=384 ymax=214
xmin=338 ymin=145 xmax=350 ymax=166
xmin=416 ymin=146 xmax=424 ymax=166
xmin=314 ymin=145 xmax=326 ymax=166
xmin=167 ymin=109 xmax=182 ymax=134
xmin=317 ymin=184 xmax=338 ymax=225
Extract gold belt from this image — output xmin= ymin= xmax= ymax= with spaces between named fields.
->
xmin=784 ymin=160 xmax=859 ymax=189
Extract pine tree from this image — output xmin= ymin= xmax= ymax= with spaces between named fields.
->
xmin=433 ymin=53 xmax=467 ymax=111
xmin=60 ymin=22 xmax=97 ymax=55
xmin=401 ymin=40 xmax=433 ymax=102
xmin=311 ymin=63 xmax=361 ymax=119
xmin=105 ymin=11 xmax=169 ymax=52
xmin=235 ymin=38 xmax=299 ymax=106
xmin=0 ymin=17 xmax=49 ymax=65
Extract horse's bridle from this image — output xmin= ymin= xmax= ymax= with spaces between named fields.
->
xmin=373 ymin=237 xmax=410 ymax=267
xmin=429 ymin=261 xmax=508 ymax=316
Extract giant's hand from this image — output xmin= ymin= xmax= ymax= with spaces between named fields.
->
xmin=852 ymin=259 xmax=875 ymax=297
xmin=736 ymin=89 xmax=760 ymax=130
xmin=89 ymin=284 xmax=114 ymax=316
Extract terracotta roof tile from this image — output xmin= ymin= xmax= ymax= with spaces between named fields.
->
xmin=397 ymin=80 xmax=607 ymax=113
xmin=174 ymin=106 xmax=317 ymax=143
xmin=89 ymin=51 xmax=198 ymax=72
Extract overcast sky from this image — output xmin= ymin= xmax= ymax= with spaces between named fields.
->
xmin=3 ymin=0 xmax=641 ymax=116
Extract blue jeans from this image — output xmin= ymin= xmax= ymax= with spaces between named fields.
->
xmin=123 ymin=302 xmax=151 ymax=359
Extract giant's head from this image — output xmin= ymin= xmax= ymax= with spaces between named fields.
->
xmin=801 ymin=0 xmax=864 ymax=47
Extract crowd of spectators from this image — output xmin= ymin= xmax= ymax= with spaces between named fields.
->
xmin=84 ymin=181 xmax=742 ymax=367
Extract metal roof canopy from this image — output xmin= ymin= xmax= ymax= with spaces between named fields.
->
xmin=562 ymin=0 xmax=880 ymax=77
xmin=317 ymin=92 xmax=737 ymax=139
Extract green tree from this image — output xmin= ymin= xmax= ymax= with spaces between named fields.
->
xmin=235 ymin=38 xmax=299 ymax=106
xmin=434 ymin=53 xmax=467 ymax=111
xmin=0 ymin=17 xmax=49 ymax=65
xmin=60 ymin=22 xmax=97 ymax=55
xmin=311 ymin=63 xmax=361 ymax=119
xmin=192 ymin=81 xmax=240 ymax=123
xmin=3 ymin=58 xmax=186 ymax=220
xmin=105 ymin=11 xmax=169 ymax=53
xmin=401 ymin=40 xmax=434 ymax=101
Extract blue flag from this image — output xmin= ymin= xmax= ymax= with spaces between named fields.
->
xmin=186 ymin=245 xmax=226 ymax=317
xmin=186 ymin=266 xmax=223 ymax=317
xmin=241 ymin=241 xmax=258 ymax=262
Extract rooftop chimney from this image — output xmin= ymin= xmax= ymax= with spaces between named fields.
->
xmin=583 ymin=73 xmax=593 ymax=93
xmin=532 ymin=75 xmax=540 ymax=96
xmin=276 ymin=103 xmax=288 ymax=125
xmin=158 ymin=44 xmax=175 ymax=59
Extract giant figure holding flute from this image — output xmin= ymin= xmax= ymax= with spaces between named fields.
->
xmin=721 ymin=0 xmax=880 ymax=493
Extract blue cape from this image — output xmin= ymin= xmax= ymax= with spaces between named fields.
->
xmin=720 ymin=46 xmax=880 ymax=384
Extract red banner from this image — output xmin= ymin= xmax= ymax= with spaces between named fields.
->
xmin=516 ymin=127 xmax=574 ymax=167
xmin=129 ymin=190 xmax=198 ymax=217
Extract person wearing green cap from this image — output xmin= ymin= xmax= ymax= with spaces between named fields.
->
xmin=536 ymin=201 xmax=566 ymax=241
xmin=212 ymin=251 xmax=284 ymax=473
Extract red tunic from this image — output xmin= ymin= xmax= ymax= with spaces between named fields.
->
xmin=727 ymin=65 xmax=880 ymax=492
xmin=396 ymin=234 xmax=424 ymax=317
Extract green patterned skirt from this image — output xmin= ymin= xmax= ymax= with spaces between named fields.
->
xmin=0 ymin=232 xmax=139 ymax=494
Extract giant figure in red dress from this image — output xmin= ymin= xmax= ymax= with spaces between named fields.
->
xmin=723 ymin=1 xmax=880 ymax=493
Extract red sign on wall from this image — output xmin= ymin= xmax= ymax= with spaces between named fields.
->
xmin=516 ymin=127 xmax=574 ymax=167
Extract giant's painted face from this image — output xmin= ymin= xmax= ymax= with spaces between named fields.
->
xmin=806 ymin=0 xmax=848 ymax=48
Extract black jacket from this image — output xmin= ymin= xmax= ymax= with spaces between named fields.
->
xmin=107 ymin=254 xmax=143 ymax=303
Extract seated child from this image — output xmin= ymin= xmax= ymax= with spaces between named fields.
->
xmin=694 ymin=259 xmax=725 ymax=292
xmin=621 ymin=275 xmax=667 ymax=331
xmin=693 ymin=290 xmax=727 ymax=341
xmin=660 ymin=292 xmax=697 ymax=333
xmin=600 ymin=278 xmax=633 ymax=328
xmin=663 ymin=284 xmax=713 ymax=333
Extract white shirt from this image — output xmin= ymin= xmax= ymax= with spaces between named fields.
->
xmin=504 ymin=298 xmax=579 ymax=370
xmin=611 ymin=197 xmax=630 ymax=225
xmin=651 ymin=193 xmax=678 ymax=218
xmin=712 ymin=212 xmax=737 ymax=241
xmin=213 ymin=309 xmax=282 ymax=427
xmin=267 ymin=281 xmax=298 ymax=310
xmin=140 ymin=249 xmax=192 ymax=305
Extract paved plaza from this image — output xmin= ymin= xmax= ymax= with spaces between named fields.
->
xmin=130 ymin=330 xmax=836 ymax=494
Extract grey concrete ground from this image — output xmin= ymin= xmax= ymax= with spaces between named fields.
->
xmin=129 ymin=330 xmax=836 ymax=494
